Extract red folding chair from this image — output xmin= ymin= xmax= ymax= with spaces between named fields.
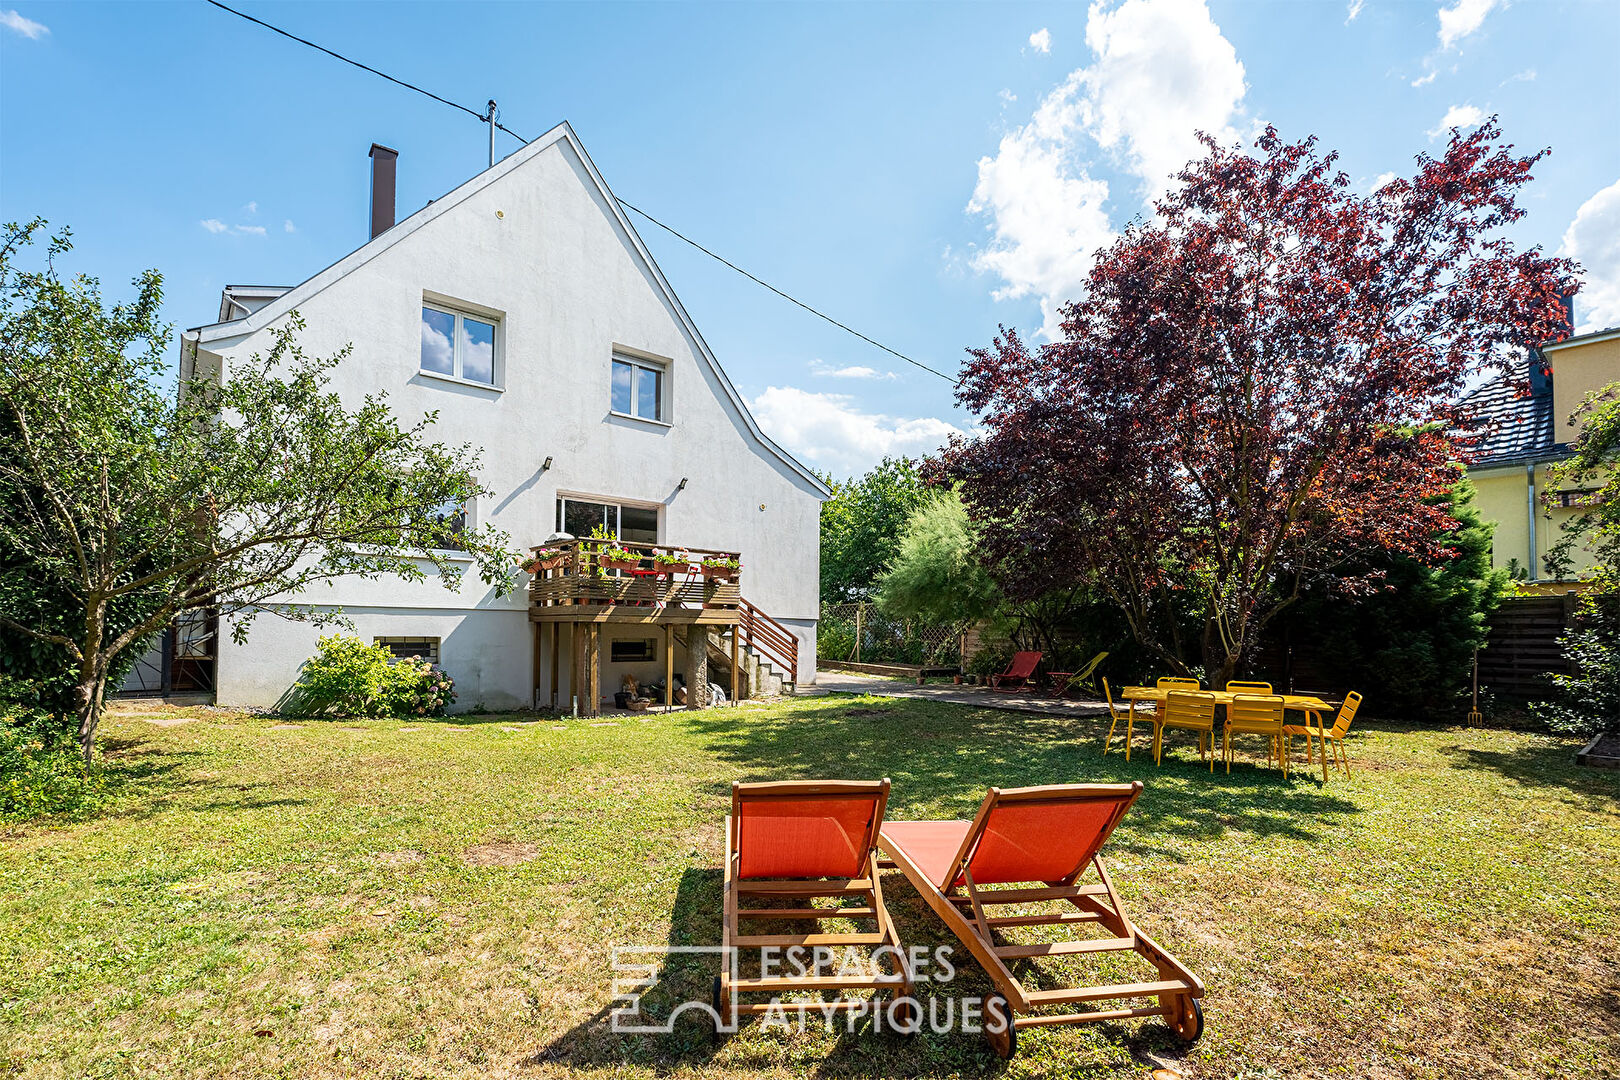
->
xmin=880 ymin=783 xmax=1204 ymax=1058
xmin=987 ymin=651 xmax=1042 ymax=693
xmin=717 ymin=780 xmax=915 ymax=1030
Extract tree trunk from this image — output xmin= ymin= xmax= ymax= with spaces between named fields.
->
xmin=76 ymin=598 xmax=108 ymax=765
xmin=74 ymin=668 xmax=103 ymax=766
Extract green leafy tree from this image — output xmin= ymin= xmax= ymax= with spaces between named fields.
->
xmin=1534 ymin=383 xmax=1620 ymax=735
xmin=873 ymin=491 xmax=1001 ymax=626
xmin=1282 ymin=476 xmax=1509 ymax=712
xmin=0 ymin=221 xmax=512 ymax=762
xmin=819 ymin=456 xmax=929 ymax=603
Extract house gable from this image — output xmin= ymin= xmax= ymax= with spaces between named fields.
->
xmin=194 ymin=121 xmax=830 ymax=499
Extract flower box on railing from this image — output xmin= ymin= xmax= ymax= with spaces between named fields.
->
xmin=701 ymin=558 xmax=741 ymax=583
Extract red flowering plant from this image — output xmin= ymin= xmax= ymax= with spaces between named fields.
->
xmin=940 ymin=121 xmax=1575 ymax=687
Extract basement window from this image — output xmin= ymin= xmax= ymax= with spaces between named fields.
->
xmin=420 ymin=302 xmax=499 ymax=386
xmin=611 ymin=638 xmax=657 ymax=663
xmin=375 ymin=637 xmax=440 ymax=664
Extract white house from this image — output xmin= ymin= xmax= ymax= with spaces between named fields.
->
xmin=131 ymin=123 xmax=826 ymax=711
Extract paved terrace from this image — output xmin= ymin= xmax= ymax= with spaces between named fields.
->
xmin=810 ymin=669 xmax=1111 ymax=717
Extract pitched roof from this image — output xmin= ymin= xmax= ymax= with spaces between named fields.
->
xmin=1455 ymin=376 xmax=1558 ymax=467
xmin=191 ymin=121 xmax=831 ymax=498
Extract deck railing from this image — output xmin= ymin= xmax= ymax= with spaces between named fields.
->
xmin=525 ymin=539 xmax=742 ymax=616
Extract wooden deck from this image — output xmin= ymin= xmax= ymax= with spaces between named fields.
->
xmin=526 ymin=539 xmax=741 ymax=625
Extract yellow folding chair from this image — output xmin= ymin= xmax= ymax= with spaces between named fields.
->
xmin=1100 ymin=678 xmax=1135 ymax=756
xmin=1225 ymin=680 xmax=1273 ymax=695
xmin=1285 ymin=691 xmax=1363 ymax=781
xmin=1156 ymin=690 xmax=1216 ymax=771
xmin=1224 ymin=694 xmax=1287 ymax=776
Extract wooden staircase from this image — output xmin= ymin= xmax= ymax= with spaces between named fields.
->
xmin=678 ymin=597 xmax=800 ymax=698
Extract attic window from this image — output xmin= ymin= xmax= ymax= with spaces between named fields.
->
xmin=421 ymin=303 xmax=499 ymax=387
xmin=611 ymin=354 xmax=666 ymax=422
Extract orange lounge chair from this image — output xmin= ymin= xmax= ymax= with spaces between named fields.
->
xmin=988 ymin=651 xmax=1042 ymax=693
xmin=717 ymin=779 xmax=915 ymax=1030
xmin=879 ymin=783 xmax=1204 ymax=1058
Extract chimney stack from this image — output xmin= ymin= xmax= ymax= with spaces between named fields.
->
xmin=368 ymin=143 xmax=398 ymax=241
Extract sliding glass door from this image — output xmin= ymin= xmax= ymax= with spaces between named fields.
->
xmin=556 ymin=497 xmax=659 ymax=544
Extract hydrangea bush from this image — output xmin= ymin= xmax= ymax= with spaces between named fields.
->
xmin=293 ymin=635 xmax=456 ymax=718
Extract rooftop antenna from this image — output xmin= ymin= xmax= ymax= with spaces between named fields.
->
xmin=487 ymin=100 xmax=497 ymax=168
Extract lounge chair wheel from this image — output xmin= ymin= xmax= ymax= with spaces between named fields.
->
xmin=711 ymin=976 xmax=731 ymax=1035
xmin=1163 ymin=994 xmax=1203 ymax=1043
xmin=983 ymin=992 xmax=1017 ymax=1059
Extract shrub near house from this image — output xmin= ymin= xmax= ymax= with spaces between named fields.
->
xmin=291 ymin=635 xmax=456 ymax=718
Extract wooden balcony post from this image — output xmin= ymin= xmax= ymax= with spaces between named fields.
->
xmin=664 ymin=624 xmax=674 ymax=710
xmin=730 ymin=625 xmax=740 ymax=704
xmin=549 ymin=623 xmax=559 ymax=710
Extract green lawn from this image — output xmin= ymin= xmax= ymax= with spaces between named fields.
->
xmin=2 ymin=696 xmax=1617 ymax=1079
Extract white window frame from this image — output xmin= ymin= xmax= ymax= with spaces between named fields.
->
xmin=555 ymin=495 xmax=660 ymax=544
xmin=610 ymin=351 xmax=668 ymax=425
xmin=420 ymin=298 xmax=502 ymax=390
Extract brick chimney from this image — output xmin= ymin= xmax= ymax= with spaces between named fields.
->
xmin=368 ymin=143 xmax=398 ymax=241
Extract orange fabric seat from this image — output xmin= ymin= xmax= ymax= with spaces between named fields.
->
xmin=736 ymin=793 xmax=880 ymax=879
xmin=880 ymin=819 xmax=973 ymax=888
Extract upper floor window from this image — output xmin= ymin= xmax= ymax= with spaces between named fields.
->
xmin=421 ymin=303 xmax=498 ymax=386
xmin=611 ymin=354 xmax=665 ymax=422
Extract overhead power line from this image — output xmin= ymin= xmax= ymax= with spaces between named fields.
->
xmin=203 ymin=0 xmax=955 ymax=384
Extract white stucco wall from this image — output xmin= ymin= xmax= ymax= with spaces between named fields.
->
xmin=201 ymin=131 xmax=823 ymax=710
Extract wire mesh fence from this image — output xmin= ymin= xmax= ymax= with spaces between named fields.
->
xmin=819 ymin=602 xmax=963 ymax=667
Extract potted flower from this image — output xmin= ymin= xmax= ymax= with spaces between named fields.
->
xmin=599 ymin=545 xmax=641 ymax=572
xmin=522 ymin=547 xmax=567 ymax=574
xmin=653 ymin=551 xmax=690 ymax=576
xmin=701 ymin=556 xmax=741 ymax=582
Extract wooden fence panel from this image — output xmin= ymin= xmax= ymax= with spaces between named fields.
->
xmin=1476 ymin=593 xmax=1578 ymax=698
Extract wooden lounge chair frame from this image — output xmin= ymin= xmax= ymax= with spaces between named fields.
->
xmin=878 ymin=783 xmax=1203 ymax=1058
xmin=988 ymin=651 xmax=1042 ymax=693
xmin=1046 ymin=650 xmax=1109 ymax=698
xmin=718 ymin=779 xmax=915 ymax=1030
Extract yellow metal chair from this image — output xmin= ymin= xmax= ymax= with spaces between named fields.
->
xmin=1100 ymin=678 xmax=1137 ymax=757
xmin=1224 ymin=694 xmax=1288 ymax=776
xmin=1225 ymin=680 xmax=1273 ymax=695
xmin=1284 ymin=691 xmax=1363 ymax=781
xmin=1156 ymin=690 xmax=1217 ymax=771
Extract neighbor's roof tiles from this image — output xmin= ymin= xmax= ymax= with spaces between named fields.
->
xmin=1456 ymin=376 xmax=1556 ymax=466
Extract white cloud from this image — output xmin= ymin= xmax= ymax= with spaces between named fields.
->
xmin=1371 ymin=171 xmax=1399 ymax=191
xmin=1345 ymin=0 xmax=1364 ymax=23
xmin=1437 ymin=0 xmax=1498 ymax=50
xmin=1028 ymin=27 xmax=1051 ymax=53
xmin=283 ymin=219 xmax=297 ymax=233
xmin=968 ymin=0 xmax=1248 ymax=338
xmin=0 ymin=9 xmax=47 ymax=38
xmin=1428 ymin=103 xmax=1485 ymax=138
xmin=242 ymin=200 xmax=258 ymax=215
xmin=998 ymin=88 xmax=1017 ymax=105
xmin=201 ymin=218 xmax=268 ymax=237
xmin=1504 ymin=67 xmax=1536 ymax=84
xmin=748 ymin=386 xmax=968 ymax=476
xmin=1411 ymin=70 xmax=1437 ymax=88
xmin=810 ymin=359 xmax=896 ymax=380
xmin=1560 ymin=178 xmax=1620 ymax=334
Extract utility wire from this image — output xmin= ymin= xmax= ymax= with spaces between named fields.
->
xmin=203 ymin=0 xmax=954 ymax=384
xmin=204 ymin=1 xmax=489 ymax=123
xmin=615 ymin=200 xmax=954 ymax=382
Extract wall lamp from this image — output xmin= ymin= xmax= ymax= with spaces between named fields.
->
xmin=678 ymin=477 xmax=689 ymax=490
xmin=542 ymin=456 xmax=553 ymax=471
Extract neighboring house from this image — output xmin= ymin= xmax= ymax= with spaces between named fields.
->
xmin=123 ymin=123 xmax=827 ymax=709
xmin=1458 ymin=299 xmax=1620 ymax=589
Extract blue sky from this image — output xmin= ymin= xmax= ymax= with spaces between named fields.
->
xmin=3 ymin=0 xmax=1617 ymax=479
